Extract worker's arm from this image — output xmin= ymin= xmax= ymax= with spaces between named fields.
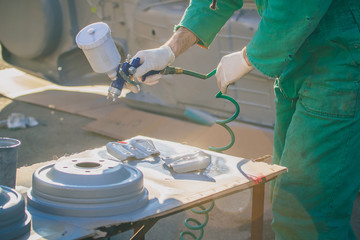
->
xmin=132 ymin=0 xmax=243 ymax=86
xmin=218 ymin=0 xmax=333 ymax=93
xmin=246 ymin=0 xmax=333 ymax=78
xmin=165 ymin=27 xmax=198 ymax=57
xmin=175 ymin=0 xmax=244 ymax=48
xmin=133 ymin=27 xmax=197 ymax=85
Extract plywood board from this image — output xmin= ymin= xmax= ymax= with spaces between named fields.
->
xmin=83 ymin=106 xmax=210 ymax=143
xmin=16 ymin=90 xmax=119 ymax=119
xmin=0 ymin=68 xmax=51 ymax=98
xmin=0 ymin=68 xmax=109 ymax=98
xmin=0 ymin=68 xmax=120 ymax=119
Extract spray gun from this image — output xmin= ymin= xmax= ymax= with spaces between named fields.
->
xmin=76 ymin=22 xmax=220 ymax=101
xmin=76 ymin=22 xmax=137 ymax=101
xmin=75 ymin=22 xmax=155 ymax=100
xmin=76 ymin=22 xmax=167 ymax=101
xmin=107 ymin=55 xmax=141 ymax=100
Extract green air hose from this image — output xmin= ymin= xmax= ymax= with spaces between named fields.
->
xmin=180 ymin=201 xmax=215 ymax=240
xmin=208 ymin=91 xmax=240 ymax=152
xmin=162 ymin=66 xmax=217 ymax=79
xmin=169 ymin=67 xmax=240 ymax=152
xmin=178 ymin=68 xmax=240 ymax=240
xmin=182 ymin=68 xmax=217 ymax=79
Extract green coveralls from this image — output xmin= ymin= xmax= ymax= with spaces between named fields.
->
xmin=176 ymin=0 xmax=360 ymax=239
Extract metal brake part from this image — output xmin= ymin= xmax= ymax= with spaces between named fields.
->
xmin=129 ymin=138 xmax=160 ymax=156
xmin=163 ymin=151 xmax=211 ymax=173
xmin=106 ymin=139 xmax=159 ymax=161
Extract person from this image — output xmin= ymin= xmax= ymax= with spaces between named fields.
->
xmin=131 ymin=0 xmax=360 ymax=239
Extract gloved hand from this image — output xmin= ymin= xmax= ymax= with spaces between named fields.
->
xmin=132 ymin=45 xmax=175 ymax=86
xmin=125 ymin=82 xmax=140 ymax=94
xmin=216 ymin=47 xmax=254 ymax=94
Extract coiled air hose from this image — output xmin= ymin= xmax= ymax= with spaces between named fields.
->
xmin=179 ymin=68 xmax=240 ymax=240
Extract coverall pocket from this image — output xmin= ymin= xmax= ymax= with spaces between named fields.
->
xmin=348 ymin=41 xmax=360 ymax=65
xmin=349 ymin=7 xmax=360 ymax=65
xmin=299 ymin=81 xmax=360 ymax=118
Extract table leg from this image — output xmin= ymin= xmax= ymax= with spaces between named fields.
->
xmin=131 ymin=219 xmax=158 ymax=240
xmin=251 ymin=183 xmax=265 ymax=240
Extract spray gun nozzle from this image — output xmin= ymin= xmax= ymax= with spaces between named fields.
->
xmin=107 ymin=57 xmax=143 ymax=101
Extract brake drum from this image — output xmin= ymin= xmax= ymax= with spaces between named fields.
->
xmin=0 ymin=186 xmax=31 ymax=239
xmin=27 ymin=158 xmax=149 ymax=217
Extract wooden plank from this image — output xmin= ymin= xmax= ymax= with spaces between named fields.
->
xmin=0 ymin=68 xmax=119 ymax=120
xmin=82 ymin=107 xmax=210 ymax=142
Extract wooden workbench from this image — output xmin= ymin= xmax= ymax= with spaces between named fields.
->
xmin=18 ymin=136 xmax=286 ymax=240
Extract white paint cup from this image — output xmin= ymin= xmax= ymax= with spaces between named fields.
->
xmin=76 ymin=22 xmax=121 ymax=80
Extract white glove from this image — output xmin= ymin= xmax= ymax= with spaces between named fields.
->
xmin=132 ymin=45 xmax=175 ymax=86
xmin=125 ymin=82 xmax=140 ymax=94
xmin=216 ymin=47 xmax=254 ymax=94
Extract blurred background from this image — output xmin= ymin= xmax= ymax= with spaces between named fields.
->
xmin=0 ymin=1 xmax=359 ymax=240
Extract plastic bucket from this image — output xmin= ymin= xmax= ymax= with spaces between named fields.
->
xmin=0 ymin=137 xmax=21 ymax=188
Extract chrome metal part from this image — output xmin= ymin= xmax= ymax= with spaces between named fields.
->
xmin=106 ymin=139 xmax=159 ymax=161
xmin=106 ymin=142 xmax=136 ymax=160
xmin=27 ymin=158 xmax=149 ymax=217
xmin=129 ymin=139 xmax=160 ymax=156
xmin=0 ymin=186 xmax=31 ymax=239
xmin=128 ymin=66 xmax=136 ymax=75
xmin=107 ymin=85 xmax=122 ymax=101
xmin=163 ymin=151 xmax=211 ymax=173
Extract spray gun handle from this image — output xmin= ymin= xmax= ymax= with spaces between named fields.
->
xmin=142 ymin=70 xmax=162 ymax=82
xmin=129 ymin=57 xmax=162 ymax=82
xmin=130 ymin=57 xmax=141 ymax=68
